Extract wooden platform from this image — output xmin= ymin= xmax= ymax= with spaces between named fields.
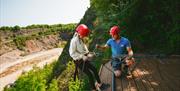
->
xmin=99 ymin=57 xmax=180 ymax=91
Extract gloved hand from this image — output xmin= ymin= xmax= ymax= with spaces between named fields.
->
xmin=87 ymin=52 xmax=95 ymax=61
xmin=125 ymin=57 xmax=135 ymax=66
xmin=82 ymin=56 xmax=88 ymax=61
xmin=87 ymin=52 xmax=95 ymax=58
xmin=95 ymin=44 xmax=100 ymax=48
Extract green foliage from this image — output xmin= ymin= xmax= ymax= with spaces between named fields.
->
xmin=56 ymin=41 xmax=67 ymax=48
xmin=4 ymin=61 xmax=57 ymax=91
xmin=0 ymin=25 xmax=21 ymax=32
xmin=0 ymin=26 xmax=13 ymax=31
xmin=47 ymin=79 xmax=58 ymax=91
xmin=13 ymin=35 xmax=27 ymax=50
xmin=0 ymin=23 xmax=76 ymax=32
xmin=68 ymin=78 xmax=82 ymax=91
xmin=12 ymin=25 xmax=20 ymax=32
xmin=26 ymin=24 xmax=50 ymax=29
xmin=80 ymin=7 xmax=96 ymax=29
xmin=90 ymin=0 xmax=179 ymax=54
xmin=57 ymin=61 xmax=76 ymax=90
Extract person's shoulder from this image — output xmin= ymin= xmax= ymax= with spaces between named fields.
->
xmin=71 ymin=36 xmax=79 ymax=43
xmin=108 ymin=38 xmax=114 ymax=41
xmin=107 ymin=38 xmax=114 ymax=43
xmin=106 ymin=38 xmax=113 ymax=44
xmin=121 ymin=37 xmax=129 ymax=41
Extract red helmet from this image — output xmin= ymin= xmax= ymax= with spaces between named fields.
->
xmin=109 ymin=26 xmax=121 ymax=35
xmin=76 ymin=24 xmax=90 ymax=37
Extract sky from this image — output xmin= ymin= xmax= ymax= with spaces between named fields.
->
xmin=0 ymin=0 xmax=90 ymax=27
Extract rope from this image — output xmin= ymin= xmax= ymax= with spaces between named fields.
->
xmin=79 ymin=60 xmax=85 ymax=90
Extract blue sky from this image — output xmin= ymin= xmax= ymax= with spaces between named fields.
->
xmin=0 ymin=0 xmax=90 ymax=27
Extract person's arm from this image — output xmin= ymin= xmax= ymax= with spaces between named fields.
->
xmin=96 ymin=39 xmax=111 ymax=51
xmin=125 ymin=39 xmax=135 ymax=66
xmin=127 ymin=47 xmax=133 ymax=57
xmin=96 ymin=44 xmax=109 ymax=51
xmin=126 ymin=39 xmax=133 ymax=58
xmin=125 ymin=39 xmax=133 ymax=59
xmin=69 ymin=39 xmax=84 ymax=60
xmin=126 ymin=47 xmax=135 ymax=66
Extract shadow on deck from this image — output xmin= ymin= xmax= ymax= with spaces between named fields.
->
xmin=99 ymin=56 xmax=180 ymax=91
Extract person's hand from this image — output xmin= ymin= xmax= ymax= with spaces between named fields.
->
xmin=125 ymin=55 xmax=133 ymax=60
xmin=96 ymin=44 xmax=100 ymax=49
xmin=82 ymin=56 xmax=88 ymax=61
xmin=87 ymin=52 xmax=95 ymax=61
xmin=87 ymin=52 xmax=95 ymax=58
xmin=125 ymin=57 xmax=135 ymax=66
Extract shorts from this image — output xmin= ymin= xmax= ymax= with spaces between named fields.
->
xmin=111 ymin=58 xmax=123 ymax=71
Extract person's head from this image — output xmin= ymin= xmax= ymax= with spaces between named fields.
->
xmin=109 ymin=26 xmax=121 ymax=40
xmin=76 ymin=24 xmax=90 ymax=38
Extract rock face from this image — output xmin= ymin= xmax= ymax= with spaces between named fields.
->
xmin=24 ymin=35 xmax=61 ymax=53
xmin=0 ymin=34 xmax=64 ymax=56
xmin=0 ymin=27 xmax=72 ymax=56
xmin=25 ymin=40 xmax=42 ymax=53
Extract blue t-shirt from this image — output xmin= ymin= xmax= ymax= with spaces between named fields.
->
xmin=106 ymin=37 xmax=131 ymax=58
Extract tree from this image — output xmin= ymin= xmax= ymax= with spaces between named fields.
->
xmin=12 ymin=25 xmax=20 ymax=32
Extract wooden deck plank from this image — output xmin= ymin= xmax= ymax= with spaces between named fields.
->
xmin=138 ymin=59 xmax=155 ymax=91
xmin=144 ymin=58 xmax=171 ymax=91
xmin=99 ymin=62 xmax=112 ymax=91
xmin=115 ymin=77 xmax=123 ymax=91
xmin=128 ymin=60 xmax=139 ymax=91
xmin=132 ymin=60 xmax=147 ymax=91
xmin=128 ymin=79 xmax=138 ymax=91
xmin=107 ymin=62 xmax=112 ymax=91
xmin=116 ymin=67 xmax=138 ymax=91
xmin=121 ymin=77 xmax=130 ymax=91
xmin=99 ymin=57 xmax=180 ymax=91
xmin=155 ymin=58 xmax=180 ymax=90
xmin=126 ymin=67 xmax=139 ymax=91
